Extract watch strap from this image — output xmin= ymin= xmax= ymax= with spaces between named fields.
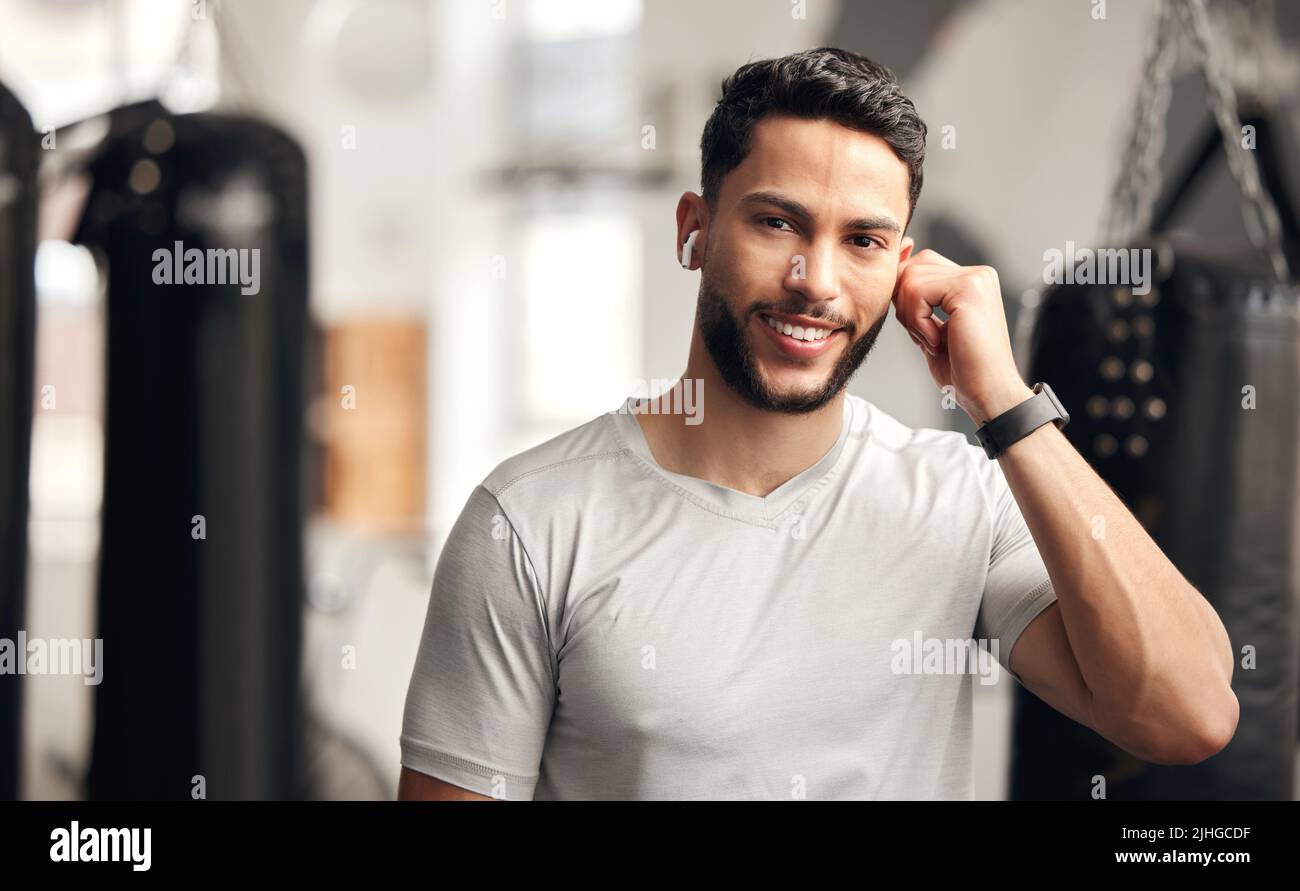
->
xmin=975 ymin=382 xmax=1069 ymax=459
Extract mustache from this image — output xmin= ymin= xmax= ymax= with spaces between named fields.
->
xmin=749 ymin=302 xmax=854 ymax=332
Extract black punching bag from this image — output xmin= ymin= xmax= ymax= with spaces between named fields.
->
xmin=75 ymin=101 xmax=308 ymax=799
xmin=1010 ymin=35 xmax=1300 ymax=792
xmin=1012 ymin=0 xmax=1300 ymax=797
xmin=0 ymin=81 xmax=37 ymax=802
xmin=1015 ymin=239 xmax=1299 ymax=799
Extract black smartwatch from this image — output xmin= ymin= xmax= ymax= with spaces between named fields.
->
xmin=974 ymin=382 xmax=1069 ymax=459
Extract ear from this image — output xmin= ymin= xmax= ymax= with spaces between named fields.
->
xmin=891 ymin=235 xmax=916 ymax=306
xmin=675 ymin=192 xmax=708 ymax=268
xmin=898 ymin=235 xmax=915 ymax=266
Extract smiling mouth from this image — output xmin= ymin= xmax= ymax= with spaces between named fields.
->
xmin=759 ymin=312 xmax=844 ymax=343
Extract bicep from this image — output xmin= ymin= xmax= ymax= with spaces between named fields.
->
xmin=398 ymin=766 xmax=498 ymax=801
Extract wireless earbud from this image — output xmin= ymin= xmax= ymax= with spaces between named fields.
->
xmin=681 ymin=230 xmax=700 ymax=269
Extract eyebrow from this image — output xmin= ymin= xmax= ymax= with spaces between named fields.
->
xmin=738 ymin=190 xmax=902 ymax=235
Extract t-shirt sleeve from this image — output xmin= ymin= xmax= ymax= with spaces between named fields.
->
xmin=967 ymin=444 xmax=1058 ymax=684
xmin=400 ymin=484 xmax=557 ymax=800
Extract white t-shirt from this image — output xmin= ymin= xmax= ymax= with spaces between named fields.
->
xmin=400 ymin=393 xmax=1057 ymax=799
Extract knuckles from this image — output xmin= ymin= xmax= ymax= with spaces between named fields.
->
xmin=895 ymin=259 xmax=1003 ymax=310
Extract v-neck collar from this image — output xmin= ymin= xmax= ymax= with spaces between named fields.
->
xmin=606 ymin=394 xmax=858 ymax=528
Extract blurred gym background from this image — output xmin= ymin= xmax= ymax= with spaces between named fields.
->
xmin=1 ymin=0 xmax=1298 ymax=800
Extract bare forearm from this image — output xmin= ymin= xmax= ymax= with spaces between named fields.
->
xmin=980 ymin=386 xmax=1237 ymax=761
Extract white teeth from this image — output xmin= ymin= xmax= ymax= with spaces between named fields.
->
xmin=765 ymin=314 xmax=833 ymax=342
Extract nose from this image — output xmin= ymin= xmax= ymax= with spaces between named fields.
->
xmin=782 ymin=239 xmax=841 ymax=307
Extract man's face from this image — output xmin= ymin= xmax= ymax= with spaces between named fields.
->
xmin=693 ymin=114 xmax=914 ymax=414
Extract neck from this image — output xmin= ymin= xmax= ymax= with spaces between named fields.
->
xmin=634 ymin=326 xmax=845 ymax=498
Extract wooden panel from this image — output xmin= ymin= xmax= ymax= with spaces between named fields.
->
xmin=322 ymin=321 xmax=426 ymax=533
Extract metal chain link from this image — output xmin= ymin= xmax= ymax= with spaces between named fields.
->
xmin=1103 ymin=0 xmax=1180 ymax=246
xmin=1178 ymin=0 xmax=1292 ymax=282
xmin=1102 ymin=0 xmax=1292 ymax=283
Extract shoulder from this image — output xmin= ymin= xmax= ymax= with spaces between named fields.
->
xmin=849 ymin=393 xmax=999 ymax=500
xmin=850 ymin=393 xmax=978 ymax=461
xmin=462 ymin=406 xmax=636 ymax=577
xmin=480 ymin=405 xmax=630 ymax=505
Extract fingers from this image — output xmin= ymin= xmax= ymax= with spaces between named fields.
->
xmin=906 ymin=248 xmax=958 ymax=269
xmin=895 ymin=297 xmax=940 ymax=355
xmin=893 ymin=265 xmax=946 ymax=350
xmin=893 ymin=249 xmax=967 ymax=354
xmin=914 ymin=318 xmax=942 ymax=354
xmin=894 ymin=250 xmax=995 ymax=364
xmin=906 ymin=327 xmax=937 ymax=357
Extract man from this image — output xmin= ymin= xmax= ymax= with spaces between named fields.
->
xmin=398 ymin=47 xmax=1237 ymax=801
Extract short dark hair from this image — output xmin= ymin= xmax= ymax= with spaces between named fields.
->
xmin=699 ymin=46 xmax=927 ymax=226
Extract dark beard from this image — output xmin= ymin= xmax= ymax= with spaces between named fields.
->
xmin=697 ymin=273 xmax=888 ymax=414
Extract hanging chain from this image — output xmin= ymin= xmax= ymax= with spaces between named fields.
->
xmin=1103 ymin=0 xmax=1180 ymax=246
xmin=1103 ymin=0 xmax=1292 ymax=283
xmin=1178 ymin=0 xmax=1292 ymax=282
